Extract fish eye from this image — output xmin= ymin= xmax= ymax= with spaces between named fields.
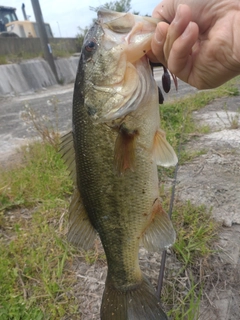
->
xmin=85 ymin=39 xmax=97 ymax=52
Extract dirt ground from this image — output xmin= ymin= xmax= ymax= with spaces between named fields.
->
xmin=174 ymin=94 xmax=240 ymax=320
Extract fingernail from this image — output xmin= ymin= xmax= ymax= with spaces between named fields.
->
xmin=173 ymin=4 xmax=183 ymax=23
xmin=155 ymin=32 xmax=162 ymax=44
xmin=181 ymin=22 xmax=192 ymax=39
xmin=155 ymin=24 xmax=164 ymax=43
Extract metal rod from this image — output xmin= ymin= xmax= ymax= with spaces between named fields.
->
xmin=157 ymin=161 xmax=179 ymax=298
xmin=31 ymin=0 xmax=59 ymax=82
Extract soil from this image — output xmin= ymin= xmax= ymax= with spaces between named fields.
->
xmin=1 ymin=79 xmax=240 ymax=319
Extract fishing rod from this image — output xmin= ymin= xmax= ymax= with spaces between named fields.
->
xmin=157 ymin=160 xmax=179 ymax=297
xmin=152 ymin=64 xmax=183 ymax=298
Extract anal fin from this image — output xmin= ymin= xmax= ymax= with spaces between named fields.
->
xmin=141 ymin=198 xmax=176 ymax=252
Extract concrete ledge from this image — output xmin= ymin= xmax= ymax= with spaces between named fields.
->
xmin=0 ymin=56 xmax=79 ymax=96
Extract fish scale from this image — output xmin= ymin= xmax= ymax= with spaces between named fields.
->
xmin=61 ymin=8 xmax=178 ymax=320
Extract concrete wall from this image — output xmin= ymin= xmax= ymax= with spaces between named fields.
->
xmin=0 ymin=56 xmax=79 ymax=96
xmin=0 ymin=38 xmax=80 ymax=56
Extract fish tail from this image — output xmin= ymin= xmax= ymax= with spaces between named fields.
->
xmin=100 ymin=276 xmax=168 ymax=320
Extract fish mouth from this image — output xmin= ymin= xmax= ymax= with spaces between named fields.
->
xmin=84 ymin=9 xmax=158 ymax=122
xmin=98 ymin=8 xmax=159 ymax=63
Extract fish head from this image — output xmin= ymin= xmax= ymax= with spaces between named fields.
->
xmin=79 ymin=9 xmax=159 ymax=121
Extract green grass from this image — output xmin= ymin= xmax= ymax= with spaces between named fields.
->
xmin=0 ymin=53 xmax=44 ymax=65
xmin=0 ymin=77 xmax=239 ymax=319
xmin=158 ymin=77 xmax=240 ymax=178
xmin=0 ymin=55 xmax=7 ymax=65
xmin=0 ymin=141 xmax=78 ymax=319
xmin=171 ymin=201 xmax=219 ymax=265
xmin=0 ymin=48 xmax=74 ymax=65
xmin=161 ymin=77 xmax=239 ymax=150
xmin=0 ymin=142 xmax=72 ymax=211
xmin=0 ymin=208 xmax=75 ymax=319
xmin=155 ymin=78 xmax=240 ymax=317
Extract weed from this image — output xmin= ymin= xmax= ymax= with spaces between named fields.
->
xmin=216 ymin=104 xmax=240 ymax=129
xmin=0 ymin=55 xmax=7 ymax=65
xmin=162 ymin=79 xmax=240 ymax=149
xmin=158 ymin=195 xmax=220 ymax=319
xmin=172 ymin=202 xmax=219 ymax=264
xmin=0 ymin=142 xmax=72 ymax=211
xmin=21 ymin=97 xmax=60 ymax=149
xmin=0 ymin=203 xmax=78 ymax=319
xmin=166 ymin=275 xmax=202 ymax=319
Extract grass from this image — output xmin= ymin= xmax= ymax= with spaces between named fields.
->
xmin=0 ymin=77 xmax=239 ymax=319
xmin=159 ymin=188 xmax=220 ymax=318
xmin=0 ymin=53 xmax=44 ymax=65
xmin=0 ymin=48 xmax=75 ymax=65
xmin=158 ymin=77 xmax=240 ymax=177
xmin=172 ymin=201 xmax=218 ymax=265
xmin=161 ymin=77 xmax=239 ymax=150
xmin=0 ymin=55 xmax=7 ymax=65
xmin=0 ymin=140 xmax=77 ymax=319
xmin=0 ymin=142 xmax=72 ymax=211
xmin=216 ymin=103 xmax=240 ymax=129
xmin=155 ymin=78 xmax=240 ymax=317
xmin=1 ymin=142 xmax=218 ymax=319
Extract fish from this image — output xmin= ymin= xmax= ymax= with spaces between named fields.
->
xmin=60 ymin=8 xmax=178 ymax=320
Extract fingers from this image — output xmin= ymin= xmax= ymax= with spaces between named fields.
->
xmin=150 ymin=4 xmax=199 ymax=85
xmin=150 ymin=4 xmax=193 ymax=66
xmin=150 ymin=22 xmax=169 ymax=65
xmin=167 ymin=21 xmax=199 ymax=82
xmin=152 ymin=0 xmax=176 ymax=21
xmin=164 ymin=4 xmax=192 ymax=58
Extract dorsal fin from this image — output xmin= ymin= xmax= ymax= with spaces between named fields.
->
xmin=59 ymin=132 xmax=96 ymax=249
xmin=68 ymin=189 xmax=96 ymax=250
xmin=59 ymin=131 xmax=76 ymax=183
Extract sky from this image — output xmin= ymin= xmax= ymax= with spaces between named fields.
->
xmin=5 ymin=0 xmax=160 ymax=38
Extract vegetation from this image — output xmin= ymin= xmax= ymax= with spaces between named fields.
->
xmin=158 ymin=77 xmax=239 ymax=173
xmin=0 ymin=77 xmax=239 ymax=318
xmin=161 ymin=77 xmax=239 ymax=150
xmin=156 ymin=77 xmax=239 ymax=317
xmin=94 ymin=0 xmax=132 ymax=12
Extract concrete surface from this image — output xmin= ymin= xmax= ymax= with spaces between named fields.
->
xmin=0 ymin=56 xmax=79 ymax=96
xmin=0 ymin=84 xmax=73 ymax=163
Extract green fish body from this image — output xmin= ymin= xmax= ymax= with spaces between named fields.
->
xmin=61 ymin=9 xmax=177 ymax=320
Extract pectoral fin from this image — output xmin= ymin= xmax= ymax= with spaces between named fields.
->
xmin=114 ymin=123 xmax=139 ymax=174
xmin=141 ymin=198 xmax=176 ymax=252
xmin=152 ymin=129 xmax=178 ymax=167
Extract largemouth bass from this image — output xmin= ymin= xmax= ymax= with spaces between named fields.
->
xmin=61 ymin=8 xmax=177 ymax=320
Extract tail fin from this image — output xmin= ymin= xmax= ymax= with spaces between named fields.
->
xmin=101 ymin=276 xmax=168 ymax=320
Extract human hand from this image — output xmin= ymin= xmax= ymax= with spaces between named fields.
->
xmin=149 ymin=0 xmax=240 ymax=89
